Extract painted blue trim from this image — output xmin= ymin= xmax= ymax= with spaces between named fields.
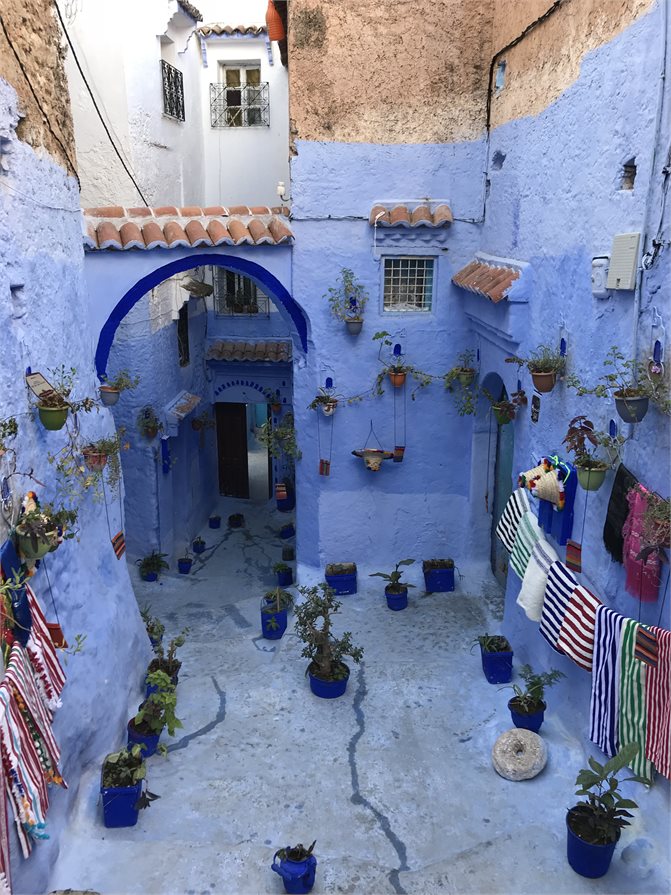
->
xmin=94 ymin=253 xmax=306 ymax=380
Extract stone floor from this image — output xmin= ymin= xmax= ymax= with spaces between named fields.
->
xmin=49 ymin=499 xmax=670 ymax=895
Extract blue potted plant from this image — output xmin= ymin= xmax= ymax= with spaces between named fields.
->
xmin=261 ymin=587 xmax=293 ymax=640
xmin=209 ymin=514 xmax=221 ymax=529
xmin=273 ymin=561 xmax=293 ymax=587
xmin=370 ymin=559 xmax=415 ymax=610
xmin=127 ymin=670 xmax=182 ymax=757
xmin=325 ymin=562 xmax=357 ymax=595
xmin=136 ymin=551 xmax=168 ymax=582
xmin=146 ymin=629 xmax=188 ymax=692
xmin=101 ymin=744 xmax=158 ymax=828
xmin=192 ymin=536 xmax=206 ymax=555
xmin=177 ymin=549 xmax=193 ymax=575
xmin=140 ymin=606 xmax=164 ymax=650
xmin=502 ymin=664 xmax=565 ymax=733
xmin=475 ymin=634 xmax=513 ymax=684
xmin=280 ymin=522 xmax=295 ymax=540
xmin=423 ymin=558 xmax=455 ymax=593
xmin=272 ymin=840 xmax=317 ymax=894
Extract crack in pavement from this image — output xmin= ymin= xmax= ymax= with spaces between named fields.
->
xmin=167 ymin=676 xmax=226 ymax=753
xmin=348 ymin=663 xmax=409 ymax=895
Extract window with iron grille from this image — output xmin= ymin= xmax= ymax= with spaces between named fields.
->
xmin=210 ymin=65 xmax=269 ymax=128
xmin=383 ymin=257 xmax=434 ymax=312
xmin=177 ymin=305 xmax=190 ymax=366
xmin=213 ymin=269 xmax=270 ymax=316
xmin=161 ymin=59 xmax=185 ymax=121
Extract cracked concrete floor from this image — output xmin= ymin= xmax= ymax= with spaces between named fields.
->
xmin=49 ymin=499 xmax=670 ymax=895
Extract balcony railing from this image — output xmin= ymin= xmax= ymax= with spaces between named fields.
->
xmin=161 ymin=60 xmax=185 ymax=122
xmin=210 ymin=82 xmax=270 ymax=128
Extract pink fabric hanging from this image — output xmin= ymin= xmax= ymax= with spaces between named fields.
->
xmin=623 ymin=485 xmax=661 ymax=601
xmin=645 ymin=626 xmax=671 ymax=780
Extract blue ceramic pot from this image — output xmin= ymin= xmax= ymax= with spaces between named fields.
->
xmin=308 ymin=664 xmax=350 ymax=699
xmin=177 ymin=559 xmax=192 ymax=575
xmin=280 ymin=524 xmax=295 ymax=539
xmin=101 ymin=779 xmax=142 ymax=828
xmin=276 ymin=496 xmax=295 ymax=512
xmin=127 ymin=720 xmax=160 ymax=758
xmin=324 ymin=571 xmax=357 ymax=595
xmin=423 ymin=567 xmax=455 ymax=592
xmin=509 ymin=699 xmax=545 ymax=733
xmin=142 ymin=571 xmax=158 ymax=582
xmin=271 ymin=852 xmax=317 ymax=894
xmin=192 ymin=540 xmax=206 ymax=554
xmin=566 ymin=811 xmax=618 ymax=878
xmin=208 ymin=516 xmax=221 ymax=529
xmin=262 ymin=607 xmax=287 ymax=640
xmin=277 ymin=569 xmax=293 ymax=587
xmin=480 ymin=645 xmax=513 ymax=684
xmin=385 ymin=586 xmax=408 ymax=611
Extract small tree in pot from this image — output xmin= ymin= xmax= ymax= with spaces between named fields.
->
xmin=294 ymin=583 xmax=363 ymax=698
xmin=503 ymin=663 xmax=565 ymax=732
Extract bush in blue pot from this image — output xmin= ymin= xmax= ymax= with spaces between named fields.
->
xmin=261 ymin=587 xmax=293 ymax=640
xmin=127 ymin=671 xmax=182 ymax=758
xmin=324 ymin=562 xmax=357 ymax=595
xmin=370 ymin=558 xmax=415 ymax=611
xmin=271 ymin=840 xmax=317 ymax=894
xmin=503 ymin=664 xmax=565 ymax=733
xmin=273 ymin=562 xmax=293 ymax=587
xmin=475 ymin=634 xmax=513 ymax=684
xmin=101 ymin=744 xmax=159 ymax=828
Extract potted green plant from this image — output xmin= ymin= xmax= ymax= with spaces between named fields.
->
xmin=209 ymin=514 xmax=222 ymax=529
xmin=147 ymin=629 xmax=188 ymax=685
xmin=502 ymin=663 xmax=565 ymax=732
xmin=372 ymin=332 xmax=433 ymax=396
xmin=562 ymin=416 xmax=612 ymax=492
xmin=308 ymin=386 xmax=343 ymax=416
xmin=325 ymin=267 xmax=369 ymax=335
xmin=100 ymin=744 xmax=159 ymax=828
xmin=566 ymin=743 xmax=650 ymax=878
xmin=14 ymin=500 xmax=78 ymax=560
xmin=566 ymin=345 xmax=670 ymax=423
xmin=136 ymin=406 xmax=162 ymax=440
xmin=636 ymin=488 xmax=671 ymax=562
xmin=0 ymin=417 xmax=18 ymax=453
xmin=272 ymin=840 xmax=317 ymax=894
xmin=177 ymin=548 xmax=193 ymax=575
xmin=443 ymin=350 xmax=478 ymax=415
xmin=81 ymin=430 xmax=128 ymax=490
xmin=294 ymin=583 xmax=364 ymax=699
xmin=273 ymin=561 xmax=293 ymax=587
xmin=127 ymin=670 xmax=182 ymax=757
xmin=370 ymin=559 xmax=415 ymax=611
xmin=99 ymin=369 xmax=139 ymax=407
xmin=482 ymin=387 xmax=527 ymax=425
xmin=192 ymin=536 xmax=206 ymax=555
xmin=422 ymin=558 xmax=455 ymax=593
xmin=34 ymin=365 xmax=96 ymax=431
xmin=136 ymin=551 xmax=169 ymax=582
xmin=257 ymin=413 xmax=301 ymax=461
xmin=506 ymin=345 xmax=566 ymax=393
xmin=325 ymin=562 xmax=357 ymax=595
xmin=261 ymin=587 xmax=294 ymax=640
xmin=474 ymin=633 xmax=513 ymax=684
xmin=140 ymin=605 xmax=165 ymax=650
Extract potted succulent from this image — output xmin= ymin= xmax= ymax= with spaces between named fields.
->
xmin=474 ymin=633 xmax=513 ymax=684
xmin=147 ymin=629 xmax=188 ymax=687
xmin=261 ymin=587 xmax=294 ymax=640
xmin=294 ymin=583 xmax=363 ymax=699
xmin=14 ymin=497 xmax=78 ymax=560
xmin=422 ymin=558 xmax=455 ymax=593
xmin=140 ymin=605 xmax=165 ymax=650
xmin=506 ymin=345 xmax=566 ymax=393
xmin=273 ymin=561 xmax=293 ymax=587
xmin=177 ymin=548 xmax=193 ymax=575
xmin=136 ymin=551 xmax=169 ymax=582
xmin=308 ymin=386 xmax=342 ymax=416
xmin=272 ymin=840 xmax=317 ymax=894
xmin=370 ymin=558 xmax=415 ymax=610
xmin=34 ymin=365 xmax=96 ymax=431
xmin=502 ymin=664 xmax=565 ymax=733
xmin=325 ymin=267 xmax=369 ymax=335
xmin=567 ymin=345 xmax=670 ymax=423
xmin=325 ymin=562 xmax=357 ymax=595
xmin=566 ymin=743 xmax=649 ymax=878
xmin=136 ymin=406 xmax=162 ymax=440
xmin=562 ymin=416 xmax=611 ymax=492
xmin=100 ymin=744 xmax=158 ymax=828
xmin=192 ymin=536 xmax=206 ymax=554
xmin=127 ymin=670 xmax=182 ymax=757
xmin=98 ymin=369 xmax=139 ymax=407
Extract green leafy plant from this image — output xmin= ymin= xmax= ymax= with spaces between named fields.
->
xmin=569 ymin=743 xmax=650 ymax=845
xmin=562 ymin=416 xmax=614 ymax=471
xmin=630 ymin=485 xmax=670 ymax=564
xmin=37 ymin=365 xmax=96 ymax=414
xmin=15 ymin=502 xmax=78 ymax=553
xmin=257 ymin=412 xmax=301 ymax=460
xmin=371 ymin=331 xmax=434 ymax=398
xmin=136 ymin=406 xmax=162 ymax=439
xmin=506 ymin=345 xmax=566 ymax=375
xmin=101 ymin=369 xmax=139 ymax=392
xmin=50 ymin=428 xmax=130 ymax=502
xmin=473 ymin=633 xmax=511 ymax=653
xmin=263 ymin=587 xmax=294 ymax=613
xmin=101 ymin=744 xmax=159 ymax=809
xmin=132 ymin=670 xmax=182 ymax=738
xmin=369 ymin=559 xmax=415 ymax=593
xmin=325 ymin=268 xmax=369 ymax=322
xmin=147 ymin=629 xmax=188 ymax=679
xmin=443 ymin=350 xmax=478 ymax=414
xmin=503 ymin=663 xmax=565 ymax=713
xmin=272 ymin=562 xmax=291 ymax=574
xmin=0 ymin=417 xmax=18 ymax=453
xmin=566 ymin=345 xmax=670 ymax=415
xmin=294 ymin=583 xmax=363 ymax=681
xmin=137 ymin=551 xmax=169 ymax=578
xmin=308 ymin=386 xmax=343 ymax=411
xmin=276 ymin=841 xmax=317 ymax=862
xmin=482 ymin=387 xmax=527 ymax=422
xmin=140 ymin=606 xmax=165 ymax=646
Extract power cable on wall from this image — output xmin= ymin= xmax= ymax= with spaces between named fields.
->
xmin=0 ymin=12 xmax=80 ymax=185
xmin=53 ymin=0 xmax=150 ymax=207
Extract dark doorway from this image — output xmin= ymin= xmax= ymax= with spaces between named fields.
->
xmin=216 ymin=402 xmax=249 ymax=497
xmin=490 ymin=387 xmax=515 ymax=587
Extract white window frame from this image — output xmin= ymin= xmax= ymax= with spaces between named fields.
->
xmin=381 ymin=255 xmax=436 ymax=314
xmin=217 ymin=62 xmax=266 ymax=128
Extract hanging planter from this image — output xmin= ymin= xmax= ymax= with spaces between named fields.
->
xmin=265 ymin=0 xmax=286 ymax=41
xmin=352 ymin=448 xmax=394 ymax=471
xmin=82 ymin=446 xmax=108 ymax=471
xmin=309 ymin=387 xmax=342 ymax=417
xmin=531 ymin=371 xmax=557 ymax=393
xmin=388 ymin=370 xmax=407 ymax=388
xmin=614 ymin=392 xmax=649 ymax=423
xmin=345 ymin=319 xmax=363 ymax=336
xmin=576 ymin=463 xmax=608 ymax=492
xmin=37 ymin=404 xmax=69 ymax=431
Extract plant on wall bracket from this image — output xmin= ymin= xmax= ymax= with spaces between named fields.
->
xmin=481 ymin=386 xmax=527 ymax=425
xmin=443 ymin=349 xmax=478 ymax=415
xmin=257 ymin=412 xmax=301 ymax=460
xmin=325 ymin=267 xmax=369 ymax=335
xmin=371 ymin=331 xmax=433 ymax=399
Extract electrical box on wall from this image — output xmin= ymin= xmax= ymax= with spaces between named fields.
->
xmin=591 ymin=256 xmax=610 ymax=298
xmin=606 ymin=232 xmax=641 ymax=290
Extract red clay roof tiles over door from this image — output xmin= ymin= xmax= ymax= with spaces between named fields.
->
xmin=451 ymin=260 xmax=520 ymax=303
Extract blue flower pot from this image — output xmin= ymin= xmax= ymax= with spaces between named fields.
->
xmin=423 ymin=567 xmax=455 ymax=592
xmin=101 ymin=780 xmax=142 ymax=828
xmin=127 ymin=720 xmax=160 ymax=758
xmin=480 ymin=645 xmax=513 ymax=684
xmin=208 ymin=516 xmax=221 ymax=529
xmin=178 ymin=559 xmax=192 ymax=575
xmin=385 ymin=586 xmax=408 ymax=611
xmin=308 ymin=665 xmax=350 ymax=699
xmin=192 ymin=540 xmax=206 ymax=554
xmin=566 ymin=812 xmax=618 ymax=878
xmin=272 ymin=852 xmax=317 ymax=894
xmin=325 ymin=571 xmax=357 ymax=595
xmin=508 ymin=699 xmax=545 ymax=733
xmin=142 ymin=571 xmax=158 ymax=582
xmin=280 ymin=524 xmax=295 ymax=539
xmin=262 ymin=607 xmax=287 ymax=640
xmin=277 ymin=569 xmax=293 ymax=587
xmin=276 ymin=496 xmax=295 ymax=512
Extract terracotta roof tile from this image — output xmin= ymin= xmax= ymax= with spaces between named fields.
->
xmin=177 ymin=1 xmax=202 ymax=22
xmin=206 ymin=340 xmax=291 ymax=363
xmin=369 ymin=202 xmax=453 ymax=229
xmin=452 ymin=259 xmax=521 ymax=303
xmin=83 ymin=205 xmax=294 ymax=251
xmin=197 ymin=24 xmax=266 ymax=37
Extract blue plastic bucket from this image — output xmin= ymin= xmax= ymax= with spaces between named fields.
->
xmin=101 ymin=780 xmax=142 ymax=828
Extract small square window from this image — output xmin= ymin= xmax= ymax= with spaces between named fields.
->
xmin=383 ymin=258 xmax=434 ymax=312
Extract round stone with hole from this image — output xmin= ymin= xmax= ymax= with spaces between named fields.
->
xmin=492 ymin=728 xmax=547 ymax=781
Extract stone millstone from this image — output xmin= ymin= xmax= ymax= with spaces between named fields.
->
xmin=492 ymin=728 xmax=547 ymax=781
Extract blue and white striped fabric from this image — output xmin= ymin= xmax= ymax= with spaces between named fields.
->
xmin=590 ymin=605 xmax=624 ymax=758
xmin=539 ymin=560 xmax=577 ymax=652
xmin=495 ymin=489 xmax=530 ymax=554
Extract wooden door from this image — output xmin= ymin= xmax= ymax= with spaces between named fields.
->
xmin=216 ymin=402 xmax=249 ymax=498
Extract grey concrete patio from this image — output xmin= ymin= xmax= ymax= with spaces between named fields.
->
xmin=49 ymin=499 xmax=669 ymax=895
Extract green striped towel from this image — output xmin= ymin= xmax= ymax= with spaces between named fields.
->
xmin=619 ymin=619 xmax=654 ymax=779
xmin=510 ymin=511 xmax=541 ymax=579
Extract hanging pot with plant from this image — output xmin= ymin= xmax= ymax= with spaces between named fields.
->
xmin=14 ymin=495 xmax=77 ymax=560
xmin=136 ymin=406 xmax=162 ymax=440
xmin=33 ymin=365 xmax=95 ymax=431
xmin=325 ymin=267 xmax=369 ymax=337
xmin=98 ymin=369 xmax=139 ymax=407
xmin=506 ymin=345 xmax=566 ymax=394
xmin=309 ymin=386 xmax=342 ymax=416
xmin=562 ymin=416 xmax=614 ymax=492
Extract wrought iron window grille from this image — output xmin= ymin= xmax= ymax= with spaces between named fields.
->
xmin=213 ymin=270 xmax=270 ymax=317
xmin=383 ymin=257 xmax=434 ymax=312
xmin=210 ymin=82 xmax=270 ymax=128
xmin=161 ymin=60 xmax=185 ymax=122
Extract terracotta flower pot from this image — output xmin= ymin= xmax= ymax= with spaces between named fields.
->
xmin=99 ymin=386 xmax=120 ymax=407
xmin=531 ymin=371 xmax=557 ymax=393
xmin=388 ymin=371 xmax=407 ymax=388
xmin=82 ymin=449 xmax=108 ymax=471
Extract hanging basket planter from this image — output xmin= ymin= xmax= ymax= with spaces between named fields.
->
xmin=82 ymin=447 xmax=108 ymax=471
xmin=388 ymin=371 xmax=407 ymax=388
xmin=531 ymin=371 xmax=557 ymax=393
xmin=345 ymin=319 xmax=363 ymax=336
xmin=98 ymin=385 xmax=120 ymax=407
xmin=37 ymin=404 xmax=69 ymax=431
xmin=352 ymin=448 xmax=394 ymax=471
xmin=576 ymin=464 xmax=608 ymax=492
xmin=458 ymin=369 xmax=476 ymax=388
xmin=614 ymin=392 xmax=649 ymax=423
xmin=493 ymin=404 xmax=514 ymax=426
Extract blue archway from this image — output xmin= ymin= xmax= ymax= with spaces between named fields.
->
xmin=94 ymin=253 xmax=308 ymax=379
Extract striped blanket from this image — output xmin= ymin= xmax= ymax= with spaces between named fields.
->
xmin=556 ymin=584 xmax=602 ymax=672
xmin=590 ymin=605 xmax=624 ymax=757
xmin=495 ymin=489 xmax=530 ymax=554
xmin=510 ymin=511 xmax=541 ymax=579
xmin=619 ymin=619 xmax=654 ymax=779
xmin=517 ymin=539 xmax=558 ymax=621
xmin=25 ymin=586 xmax=66 ymax=711
xmin=645 ymin=626 xmax=671 ymax=780
xmin=539 ymin=561 xmax=577 ymax=653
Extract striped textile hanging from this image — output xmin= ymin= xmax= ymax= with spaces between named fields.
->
xmin=517 ymin=538 xmax=559 ymax=621
xmin=619 ymin=619 xmax=654 ymax=779
xmin=590 ymin=605 xmax=625 ymax=758
xmin=645 ymin=626 xmax=671 ymax=780
xmin=635 ymin=626 xmax=659 ymax=667
xmin=25 ymin=586 xmax=65 ymax=711
xmin=556 ymin=584 xmax=602 ymax=672
xmin=0 ymin=749 xmax=10 ymax=895
xmin=495 ymin=489 xmax=529 ymax=553
xmin=539 ymin=561 xmax=577 ymax=652
xmin=509 ymin=511 xmax=541 ymax=579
